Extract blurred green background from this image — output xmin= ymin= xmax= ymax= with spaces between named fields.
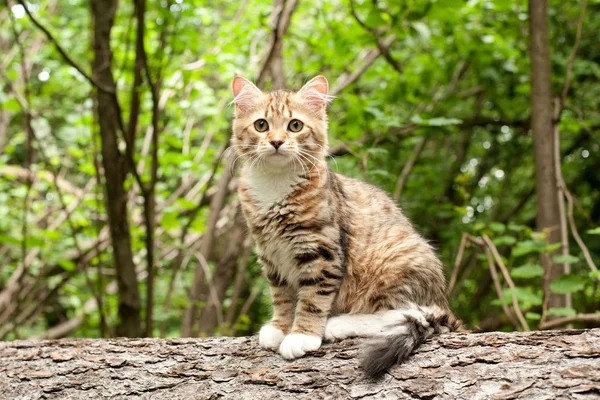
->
xmin=0 ymin=0 xmax=598 ymax=340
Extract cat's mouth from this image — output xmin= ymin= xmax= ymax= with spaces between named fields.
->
xmin=260 ymin=149 xmax=294 ymax=165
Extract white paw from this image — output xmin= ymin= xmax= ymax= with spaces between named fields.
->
xmin=279 ymin=333 xmax=322 ymax=359
xmin=259 ymin=324 xmax=285 ymax=349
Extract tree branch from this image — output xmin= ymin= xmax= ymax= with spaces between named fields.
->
xmin=15 ymin=0 xmax=115 ymax=94
xmin=1 ymin=330 xmax=599 ymax=398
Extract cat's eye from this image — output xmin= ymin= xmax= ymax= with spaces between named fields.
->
xmin=288 ymin=119 xmax=304 ymax=132
xmin=254 ymin=119 xmax=269 ymax=132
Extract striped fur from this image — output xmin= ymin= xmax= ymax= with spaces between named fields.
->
xmin=230 ymin=75 xmax=462 ymax=377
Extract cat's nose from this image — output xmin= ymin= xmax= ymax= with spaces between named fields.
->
xmin=269 ymin=140 xmax=284 ymax=150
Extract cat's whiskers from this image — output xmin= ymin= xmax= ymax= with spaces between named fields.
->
xmin=308 ymin=143 xmax=338 ymax=171
xmin=294 ymin=154 xmax=309 ymax=178
xmin=297 ymin=148 xmax=325 ymax=167
xmin=224 ymin=145 xmax=257 ymax=176
xmin=296 ymin=149 xmax=326 ymax=180
xmin=297 ymin=152 xmax=321 ymax=182
xmin=248 ymin=152 xmax=264 ymax=173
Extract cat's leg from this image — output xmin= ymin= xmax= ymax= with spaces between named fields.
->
xmin=259 ymin=269 xmax=296 ymax=350
xmin=279 ymin=265 xmax=343 ymax=359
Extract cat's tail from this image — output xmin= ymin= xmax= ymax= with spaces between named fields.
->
xmin=360 ymin=305 xmax=462 ymax=378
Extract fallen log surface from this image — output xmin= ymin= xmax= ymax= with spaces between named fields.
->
xmin=1 ymin=329 xmax=599 ymax=399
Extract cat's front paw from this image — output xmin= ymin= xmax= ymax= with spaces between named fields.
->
xmin=259 ymin=324 xmax=286 ymax=349
xmin=279 ymin=333 xmax=322 ymax=359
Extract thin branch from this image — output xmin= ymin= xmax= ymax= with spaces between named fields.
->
xmin=483 ymin=246 xmax=520 ymax=331
xmin=195 ymin=252 xmax=224 ymax=330
xmin=15 ymin=0 xmax=115 ymax=94
xmin=553 ymin=98 xmax=572 ymax=311
xmin=330 ymin=35 xmax=396 ymax=96
xmin=349 ymin=0 xmax=403 ymax=74
xmin=551 ymin=0 xmax=596 ymax=278
xmin=539 ymin=313 xmax=600 ymax=330
xmin=448 ymin=233 xmax=470 ymax=295
xmin=256 ymin=0 xmax=299 ymax=88
xmin=559 ymin=0 xmax=588 ymax=114
xmin=564 ymin=185 xmax=598 ymax=274
xmin=393 ymin=136 xmax=428 ymax=201
xmin=482 ymin=235 xmax=530 ymax=331
xmin=539 ymin=252 xmax=553 ymax=327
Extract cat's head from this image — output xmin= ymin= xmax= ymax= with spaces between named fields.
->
xmin=230 ymin=75 xmax=332 ymax=169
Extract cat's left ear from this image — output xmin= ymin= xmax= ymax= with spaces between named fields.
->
xmin=231 ymin=75 xmax=262 ymax=113
xmin=297 ymin=75 xmax=332 ymax=111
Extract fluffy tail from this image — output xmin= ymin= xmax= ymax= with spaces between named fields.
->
xmin=360 ymin=306 xmax=462 ymax=378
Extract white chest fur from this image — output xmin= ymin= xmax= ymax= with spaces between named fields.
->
xmin=247 ymin=166 xmax=304 ymax=209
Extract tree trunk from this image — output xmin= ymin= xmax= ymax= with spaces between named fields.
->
xmin=528 ymin=0 xmax=566 ymax=310
xmin=91 ymin=0 xmax=141 ymax=337
xmin=1 ymin=329 xmax=598 ymax=399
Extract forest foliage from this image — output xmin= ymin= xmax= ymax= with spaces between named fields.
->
xmin=0 ymin=0 xmax=599 ymax=340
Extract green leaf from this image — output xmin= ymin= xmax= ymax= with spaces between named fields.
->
xmin=424 ymin=117 xmax=463 ymax=126
xmin=176 ymin=198 xmax=199 ymax=211
xmin=490 ymin=222 xmax=506 ymax=233
xmin=411 ymin=22 xmax=431 ymax=41
xmin=550 ymin=274 xmax=586 ymax=294
xmin=161 ymin=211 xmax=179 ymax=231
xmin=493 ymin=235 xmax=516 ymax=246
xmin=0 ymin=234 xmax=20 ymax=246
xmin=547 ymin=307 xmax=577 ymax=317
xmin=586 ymin=227 xmax=600 ymax=235
xmin=511 ymin=240 xmax=545 ymax=257
xmin=525 ymin=312 xmax=541 ymax=321
xmin=78 ymin=162 xmax=96 ymax=176
xmin=365 ymin=147 xmax=389 ymax=157
xmin=502 ymin=287 xmax=542 ymax=307
xmin=545 ymin=243 xmax=562 ymax=252
xmin=26 ymin=236 xmax=45 ymax=248
xmin=364 ymin=9 xmax=386 ymax=27
xmin=42 ymin=230 xmax=61 ymax=241
xmin=473 ymin=223 xmax=486 ymax=232
xmin=58 ymin=259 xmax=76 ymax=271
xmin=510 ymin=263 xmax=544 ymax=279
xmin=68 ymin=147 xmax=85 ymax=158
xmin=1 ymin=98 xmax=21 ymax=112
xmin=552 ymin=254 xmax=579 ymax=264
xmin=508 ymin=223 xmax=526 ymax=232
xmin=369 ymin=169 xmax=390 ymax=178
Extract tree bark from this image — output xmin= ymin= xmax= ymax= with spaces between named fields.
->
xmin=0 ymin=329 xmax=598 ymax=399
xmin=528 ymin=0 xmax=566 ymax=310
xmin=91 ymin=0 xmax=141 ymax=337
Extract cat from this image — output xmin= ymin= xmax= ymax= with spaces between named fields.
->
xmin=230 ymin=74 xmax=462 ymax=378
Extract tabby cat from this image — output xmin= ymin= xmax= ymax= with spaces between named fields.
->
xmin=230 ymin=75 xmax=462 ymax=378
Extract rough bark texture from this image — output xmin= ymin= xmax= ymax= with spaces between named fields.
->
xmin=1 ymin=329 xmax=599 ymax=399
xmin=528 ymin=0 xmax=566 ymax=310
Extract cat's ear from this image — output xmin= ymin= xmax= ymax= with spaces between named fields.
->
xmin=297 ymin=75 xmax=332 ymax=112
xmin=231 ymin=75 xmax=262 ymax=112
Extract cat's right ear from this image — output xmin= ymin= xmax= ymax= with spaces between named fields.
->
xmin=232 ymin=75 xmax=262 ymax=113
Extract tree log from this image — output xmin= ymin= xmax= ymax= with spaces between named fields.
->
xmin=1 ymin=329 xmax=599 ymax=399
